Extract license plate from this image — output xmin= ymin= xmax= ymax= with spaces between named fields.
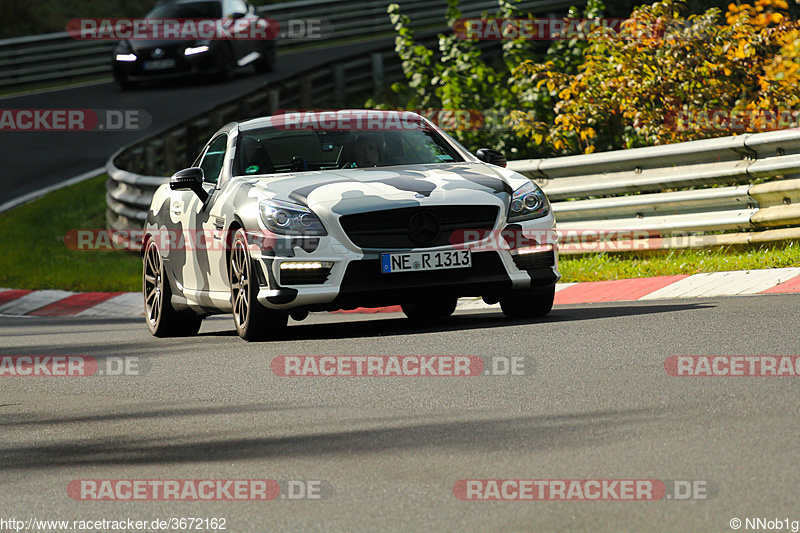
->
xmin=381 ymin=250 xmax=471 ymax=273
xmin=143 ymin=59 xmax=176 ymax=71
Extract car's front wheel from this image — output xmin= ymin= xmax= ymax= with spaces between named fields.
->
xmin=230 ymin=229 xmax=288 ymax=341
xmin=499 ymin=286 xmax=555 ymax=319
xmin=143 ymin=239 xmax=202 ymax=337
xmin=115 ymin=76 xmax=138 ymax=90
xmin=216 ymin=44 xmax=236 ymax=81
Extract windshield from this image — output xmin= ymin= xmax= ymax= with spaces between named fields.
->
xmin=146 ymin=1 xmax=222 ymax=19
xmin=235 ymin=126 xmax=464 ymax=176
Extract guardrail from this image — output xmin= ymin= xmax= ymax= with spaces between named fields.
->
xmin=0 ymin=0 xmax=568 ymax=89
xmin=109 ymin=117 xmax=800 ymax=255
xmin=506 ymin=130 xmax=800 ymax=253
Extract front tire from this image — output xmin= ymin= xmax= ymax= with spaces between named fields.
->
xmin=216 ymin=44 xmax=236 ymax=81
xmin=115 ymin=76 xmax=138 ymax=90
xmin=143 ymin=240 xmax=202 ymax=337
xmin=499 ymin=286 xmax=555 ymax=319
xmin=230 ymin=229 xmax=288 ymax=341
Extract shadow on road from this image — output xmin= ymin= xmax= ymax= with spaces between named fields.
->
xmin=0 ymin=402 xmax=312 ymax=430
xmin=0 ymin=407 xmax=661 ymax=470
xmin=198 ymin=302 xmax=716 ymax=342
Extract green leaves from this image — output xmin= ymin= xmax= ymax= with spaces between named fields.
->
xmin=374 ymin=0 xmax=800 ymax=158
xmin=375 ymin=0 xmax=538 ymax=155
xmin=510 ymin=0 xmax=800 ymax=155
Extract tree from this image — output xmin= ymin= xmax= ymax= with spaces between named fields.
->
xmin=510 ymin=0 xmax=800 ymax=154
xmin=370 ymin=0 xmax=546 ymax=158
xmin=378 ymin=0 xmax=800 ymax=157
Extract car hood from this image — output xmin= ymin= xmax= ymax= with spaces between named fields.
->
xmin=237 ymin=162 xmax=529 ymax=215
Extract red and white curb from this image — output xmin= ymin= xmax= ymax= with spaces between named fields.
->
xmin=1 ymin=267 xmax=800 ymax=318
xmin=0 ymin=290 xmax=141 ymax=318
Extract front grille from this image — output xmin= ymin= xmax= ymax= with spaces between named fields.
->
xmin=339 ymin=205 xmax=499 ymax=249
xmin=131 ymin=45 xmax=192 ymax=75
xmin=137 ymin=46 xmax=181 ymax=59
xmin=512 ymin=250 xmax=555 ymax=271
xmin=280 ymin=267 xmax=332 ymax=285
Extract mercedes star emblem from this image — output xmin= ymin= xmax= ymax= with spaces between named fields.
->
xmin=408 ymin=211 xmax=441 ymax=246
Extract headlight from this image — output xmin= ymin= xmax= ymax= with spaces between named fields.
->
xmin=259 ymin=200 xmax=327 ymax=236
xmin=114 ymin=41 xmax=136 ymax=61
xmin=114 ymin=41 xmax=137 ymax=62
xmin=507 ymin=181 xmax=550 ymax=222
xmin=185 ymin=45 xmax=210 ymax=56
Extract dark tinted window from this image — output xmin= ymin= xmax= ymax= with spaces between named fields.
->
xmin=235 ymin=126 xmax=462 ymax=176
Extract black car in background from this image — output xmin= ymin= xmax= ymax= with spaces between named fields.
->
xmin=112 ymin=0 xmax=277 ymax=89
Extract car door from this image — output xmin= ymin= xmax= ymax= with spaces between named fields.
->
xmin=181 ymin=133 xmax=228 ymax=295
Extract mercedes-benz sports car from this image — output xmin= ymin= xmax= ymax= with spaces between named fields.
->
xmin=143 ymin=110 xmax=560 ymax=340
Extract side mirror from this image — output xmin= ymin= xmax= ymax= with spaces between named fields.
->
xmin=170 ymin=167 xmax=209 ymax=202
xmin=476 ymin=148 xmax=507 ymax=168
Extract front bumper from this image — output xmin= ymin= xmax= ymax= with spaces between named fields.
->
xmin=113 ymin=48 xmax=222 ymax=82
xmin=249 ymin=233 xmax=560 ymax=312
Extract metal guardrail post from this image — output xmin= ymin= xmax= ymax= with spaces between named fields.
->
xmin=371 ymin=53 xmax=383 ymax=94
xmin=334 ymin=64 xmax=346 ymax=107
xmin=268 ymin=89 xmax=280 ymax=115
xmin=300 ymin=77 xmax=313 ymax=109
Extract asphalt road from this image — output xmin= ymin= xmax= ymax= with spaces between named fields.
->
xmin=1 ymin=294 xmax=799 ymax=532
xmin=0 ymin=36 xmax=402 ymax=207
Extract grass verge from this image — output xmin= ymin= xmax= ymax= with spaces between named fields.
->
xmin=0 ymin=174 xmax=141 ymax=292
xmin=1 ymin=174 xmax=798 ymax=292
xmin=560 ymin=243 xmax=800 ymax=283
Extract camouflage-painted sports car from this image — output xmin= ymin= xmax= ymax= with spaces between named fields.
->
xmin=143 ymin=110 xmax=560 ymax=340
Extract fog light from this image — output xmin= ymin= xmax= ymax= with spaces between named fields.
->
xmin=517 ymin=244 xmax=554 ymax=255
xmin=280 ymin=261 xmax=333 ymax=270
